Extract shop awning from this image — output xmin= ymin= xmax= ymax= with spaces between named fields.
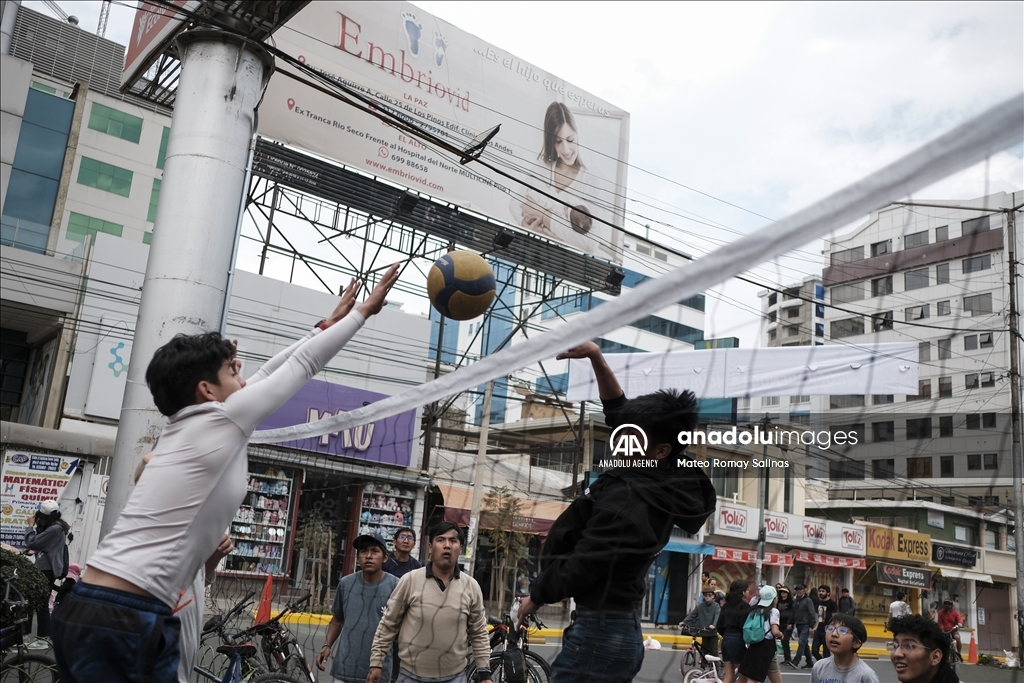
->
xmin=793 ymin=549 xmax=867 ymax=570
xmin=935 ymin=567 xmax=993 ymax=584
xmin=714 ymin=546 xmax=793 ymax=566
xmin=435 ymin=483 xmax=569 ymax=536
xmin=665 ymin=540 xmax=715 ymax=555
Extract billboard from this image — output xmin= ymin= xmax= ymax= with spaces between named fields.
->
xmin=122 ymin=1 xmax=199 ymax=88
xmin=259 ymin=1 xmax=629 ymax=263
xmin=1 ymin=451 xmax=80 ymax=548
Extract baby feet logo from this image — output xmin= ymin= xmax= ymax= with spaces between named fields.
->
xmin=433 ymin=31 xmax=448 ymax=68
xmin=401 ymin=11 xmax=422 ymax=56
xmin=108 ymin=342 xmax=129 ymax=378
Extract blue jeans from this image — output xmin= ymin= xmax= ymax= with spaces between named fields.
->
xmin=52 ymin=582 xmax=181 ymax=683
xmin=550 ymin=614 xmax=645 ymax=683
xmin=793 ymin=624 xmax=812 ymax=666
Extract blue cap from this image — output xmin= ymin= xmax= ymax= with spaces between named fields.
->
xmin=353 ymin=532 xmax=387 ymax=551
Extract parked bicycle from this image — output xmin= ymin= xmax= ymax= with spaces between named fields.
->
xmin=470 ymin=600 xmax=551 ymax=683
xmin=678 ymin=626 xmax=723 ymax=681
xmin=1 ymin=571 xmax=59 ymax=683
xmin=221 ymin=593 xmax=315 ymax=683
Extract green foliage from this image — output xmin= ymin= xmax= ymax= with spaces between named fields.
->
xmin=0 ymin=549 xmax=51 ymax=628
xmin=482 ymin=486 xmax=531 ymax=617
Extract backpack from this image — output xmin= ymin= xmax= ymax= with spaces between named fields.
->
xmin=56 ymin=531 xmax=72 ymax=580
xmin=743 ymin=606 xmax=768 ymax=645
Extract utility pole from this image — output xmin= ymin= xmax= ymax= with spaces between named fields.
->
xmin=754 ymin=414 xmax=771 ymax=588
xmin=1007 ymin=204 xmax=1024 ymax=661
xmin=101 ymin=32 xmax=273 ymax=536
xmin=465 ymin=380 xmax=494 ymax=576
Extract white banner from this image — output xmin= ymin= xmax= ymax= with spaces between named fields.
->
xmin=259 ymin=1 xmax=629 ymax=262
xmin=566 ymin=342 xmax=920 ymax=401
xmin=1 ymin=451 xmax=80 ymax=549
xmin=710 ymin=502 xmax=866 ymax=555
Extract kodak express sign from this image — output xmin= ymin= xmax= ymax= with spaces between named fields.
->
xmin=864 ymin=524 xmax=930 ymax=563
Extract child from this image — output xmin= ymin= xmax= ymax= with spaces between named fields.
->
xmin=812 ymin=613 xmax=879 ymax=683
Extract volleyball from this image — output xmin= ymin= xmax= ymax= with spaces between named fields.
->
xmin=427 ymin=251 xmax=496 ymax=321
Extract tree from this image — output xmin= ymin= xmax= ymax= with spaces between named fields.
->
xmin=482 ymin=486 xmax=531 ymax=617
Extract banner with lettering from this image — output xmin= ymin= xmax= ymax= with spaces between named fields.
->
xmin=876 ymin=561 xmax=930 ymax=589
xmin=1 ymin=451 xmax=80 ymax=548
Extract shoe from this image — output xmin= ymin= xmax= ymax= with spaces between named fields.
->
xmin=25 ymin=638 xmax=50 ymax=650
xmin=801 ymin=663 xmax=814 ymax=669
xmin=783 ymin=661 xmax=797 ymax=669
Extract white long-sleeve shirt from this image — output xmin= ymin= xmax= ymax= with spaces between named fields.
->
xmin=87 ymin=312 xmax=366 ymax=607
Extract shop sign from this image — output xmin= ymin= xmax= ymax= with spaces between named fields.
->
xmin=1 ymin=451 xmax=80 ymax=548
xmin=717 ymin=504 xmax=752 ymax=537
xmin=802 ymin=519 xmax=827 ymax=545
xmin=876 ymin=561 xmax=930 ymax=588
xmin=932 ymin=543 xmax=977 ymax=568
xmin=927 ymin=509 xmax=945 ymax=529
xmin=764 ymin=513 xmax=789 ymax=541
xmin=714 ymin=547 xmax=793 ymax=566
xmin=865 ymin=524 xmax=931 ymax=563
xmin=257 ymin=379 xmax=416 ymax=466
xmin=840 ymin=525 xmax=865 ymax=552
xmin=793 ymin=549 xmax=867 ymax=570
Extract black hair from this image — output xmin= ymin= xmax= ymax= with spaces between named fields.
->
xmin=818 ymin=585 xmax=831 ymax=594
xmin=428 ymin=521 xmax=465 ymax=545
xmin=828 ymin=613 xmax=868 ymax=651
xmin=394 ymin=527 xmax=416 ymax=542
xmin=725 ymin=579 xmax=749 ymax=605
xmin=614 ymin=389 xmax=699 ymax=459
xmin=896 ymin=592 xmax=906 ymax=601
xmin=887 ymin=614 xmax=951 ymax=668
xmin=146 ymin=332 xmax=236 ymax=416
xmin=36 ymin=510 xmax=70 ymax=534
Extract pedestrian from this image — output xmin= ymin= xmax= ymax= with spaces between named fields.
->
xmin=514 ymin=341 xmax=716 ymax=683
xmin=887 ymin=614 xmax=960 ymax=683
xmin=23 ymin=499 xmax=69 ymax=650
xmin=889 ymin=592 xmax=912 ymax=623
xmin=317 ymin=532 xmax=399 ymax=683
xmin=366 ymin=522 xmax=491 ymax=683
xmin=736 ymin=585 xmax=783 ymax=683
xmin=812 ymin=585 xmax=838 ymax=661
xmin=51 ymin=267 xmax=400 ymax=683
xmin=717 ymin=579 xmax=752 ymax=683
xmin=838 ymin=588 xmax=857 ymax=616
xmin=811 ymin=614 xmax=878 ymax=683
xmin=791 ymin=584 xmax=817 ymax=669
xmin=682 ymin=584 xmax=721 ymax=656
xmin=698 ymin=572 xmax=711 ymax=603
xmin=382 ymin=527 xmax=422 ymax=682
xmin=776 ymin=585 xmax=795 ymax=668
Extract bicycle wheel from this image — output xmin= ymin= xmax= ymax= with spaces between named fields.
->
xmin=682 ymin=666 xmax=711 ymax=683
xmin=252 ymin=673 xmax=305 ymax=683
xmin=0 ymin=651 xmax=60 ymax=683
xmin=948 ymin=647 xmax=964 ymax=664
xmin=523 ymin=650 xmax=551 ymax=681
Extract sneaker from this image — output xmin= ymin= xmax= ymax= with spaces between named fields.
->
xmin=800 ymin=663 xmax=814 ymax=670
xmin=783 ymin=661 xmax=797 ymax=669
xmin=25 ymin=638 xmax=50 ymax=650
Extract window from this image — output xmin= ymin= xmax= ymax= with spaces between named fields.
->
xmin=980 ymin=372 xmax=995 ymax=388
xmin=979 ymin=332 xmax=993 ymax=348
xmin=954 ymin=526 xmax=968 ymax=542
xmin=871 ymin=240 xmax=892 ymax=257
xmin=786 ymin=325 xmax=800 ymax=337
xmin=0 ymin=329 xmax=32 ymax=421
xmin=815 ymin=284 xmax=825 ymax=300
xmin=939 ymin=416 xmax=953 ymax=437
xmin=147 ymin=178 xmax=161 ymax=223
xmin=784 ymin=287 xmax=801 ymax=299
xmin=965 ymin=374 xmax=979 ymax=389
xmin=985 ymin=530 xmax=997 ymax=549
xmin=967 ymin=454 xmax=981 ymax=470
xmin=937 ymin=300 xmax=951 ymax=316
xmin=831 ymin=283 xmax=864 ymax=305
xmin=87 ymin=103 xmax=143 ymax=143
xmin=157 ymin=126 xmax=170 ymax=169
xmin=940 ymin=456 xmax=954 ymax=478
xmin=872 ymin=311 xmax=894 ymax=332
xmin=769 ymin=330 xmax=777 ymax=342
xmin=963 ymin=255 xmax=992 ymax=274
xmin=77 ymin=157 xmax=133 ymax=197
xmin=984 ymin=453 xmax=998 ymax=470
xmin=31 ymin=81 xmax=58 ymax=94
xmin=908 ymin=379 xmax=931 ymax=401
xmin=66 ymin=212 xmax=123 ymax=242
xmin=872 ymin=276 xmax=893 ymax=297
xmin=635 ymin=244 xmax=650 ymax=255
xmin=787 ymin=306 xmax=801 ymax=318
xmin=941 ymin=496 xmax=956 ymax=506
xmin=905 ymin=304 xmax=929 ymax=321
xmin=629 ymin=315 xmax=703 ymax=344
xmin=936 ymin=225 xmax=949 ymax=242
xmin=962 ymin=215 xmax=990 ymax=235
xmin=905 ymin=230 xmax=929 ymax=249
xmin=831 ymin=317 xmax=864 ymax=339
xmin=654 ymin=250 xmax=668 ymax=262
xmin=907 ymin=457 xmax=932 ymax=477
xmin=815 ymin=322 xmax=824 ymax=337
xmin=830 ymin=395 xmax=865 ymax=409
xmin=767 ymin=310 xmax=777 ymax=323
xmin=872 ymin=394 xmax=894 ymax=404
xmin=938 ymin=338 xmax=951 ymax=359
xmin=829 ymin=461 xmax=865 ymax=480
xmin=905 ymin=268 xmax=929 ymax=291
xmin=762 ymin=396 xmax=780 ymax=406
xmin=964 ymin=293 xmax=993 ymax=315
xmin=790 ymin=395 xmax=810 ymax=404
xmin=965 ymin=335 xmax=978 ymax=350
xmin=768 ymin=293 xmax=777 ymax=306
xmin=872 ymin=459 xmax=895 ymax=478
xmin=919 ymin=342 xmax=931 ymax=362
xmin=143 ymin=231 xmax=152 ymax=245
xmin=872 ymin=421 xmax=895 ymax=442
xmin=816 ymin=303 xmax=826 ymax=318
xmin=936 ymin=263 xmax=950 ymax=285
xmin=906 ymin=418 xmax=932 ymax=439
xmin=939 ymin=376 xmax=952 ymax=398
xmin=712 ymin=469 xmax=738 ymax=498
xmin=830 ymin=246 xmax=864 ymax=266
xmin=983 ymin=412 xmax=996 ymax=428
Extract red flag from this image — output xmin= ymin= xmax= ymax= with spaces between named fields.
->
xmin=254 ymin=573 xmax=273 ymax=625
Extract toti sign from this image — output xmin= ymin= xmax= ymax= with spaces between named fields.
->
xmin=864 ymin=524 xmax=931 ymax=563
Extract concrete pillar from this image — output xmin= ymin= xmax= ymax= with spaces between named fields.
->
xmin=100 ymin=31 xmax=273 ymax=537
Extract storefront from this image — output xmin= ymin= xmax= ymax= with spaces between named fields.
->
xmin=979 ymin=548 xmax=1016 ymax=652
xmin=859 ymin=524 xmax=932 ymax=625
xmin=928 ymin=542 xmax=987 ymax=627
xmin=703 ymin=502 xmax=793 ymax=591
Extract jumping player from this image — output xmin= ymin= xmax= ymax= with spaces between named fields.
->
xmin=51 ymin=265 xmax=400 ymax=683
xmin=516 ymin=341 xmax=716 ymax=683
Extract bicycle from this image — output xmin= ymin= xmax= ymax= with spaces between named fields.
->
xmin=216 ymin=593 xmax=315 ymax=683
xmin=468 ymin=604 xmax=551 ymax=683
xmin=942 ymin=625 xmax=964 ymax=664
xmin=1 ymin=571 xmax=59 ymax=683
xmin=678 ymin=626 xmax=723 ymax=681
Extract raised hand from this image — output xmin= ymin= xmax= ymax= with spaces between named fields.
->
xmin=357 ymin=264 xmax=400 ymax=319
xmin=556 ymin=341 xmax=601 ymax=361
xmin=323 ymin=278 xmax=360 ymax=328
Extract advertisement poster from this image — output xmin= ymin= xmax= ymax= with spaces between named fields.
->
xmin=259 ymin=1 xmax=629 ymax=263
xmin=1 ymin=451 xmax=80 ymax=548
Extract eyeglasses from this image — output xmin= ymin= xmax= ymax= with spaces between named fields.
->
xmin=889 ymin=641 xmax=934 ymax=653
xmin=396 ymin=535 xmax=415 ymax=540
xmin=825 ymin=625 xmax=850 ymax=636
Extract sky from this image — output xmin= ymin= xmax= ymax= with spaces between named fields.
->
xmin=25 ymin=1 xmax=1024 ymax=347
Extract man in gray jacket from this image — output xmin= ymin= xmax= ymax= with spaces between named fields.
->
xmin=682 ymin=585 xmax=721 ymax=655
xmin=791 ymin=584 xmax=818 ymax=670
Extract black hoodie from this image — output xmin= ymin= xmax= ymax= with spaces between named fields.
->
xmin=530 ymin=395 xmax=717 ymax=612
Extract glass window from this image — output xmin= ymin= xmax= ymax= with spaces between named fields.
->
xmin=77 ymin=157 xmax=134 ymax=197
xmin=938 ymin=338 xmax=951 ymax=359
xmin=936 ymin=263 xmax=950 ymax=285
xmin=872 ymin=394 xmax=894 ymax=404
xmin=905 ymin=268 xmax=929 ymax=290
xmin=940 ymin=456 xmax=954 ymax=478
xmin=980 ymin=372 xmax=995 ymax=388
xmin=905 ymin=230 xmax=929 ymax=249
xmin=984 ymin=453 xmax=998 ymax=470
xmin=954 ymin=526 xmax=968 ymax=542
xmin=907 ymin=457 xmax=932 ymax=477
xmin=966 ymin=414 xmax=980 ymax=429
xmin=66 ymin=212 xmax=123 ymax=243
xmin=830 ymin=395 xmax=865 ymax=409
xmin=906 ymin=418 xmax=931 ymax=439
xmin=1 ymin=169 xmax=59 ymax=226
xmin=919 ymin=342 xmax=930 ymax=362
xmin=30 ymin=81 xmax=57 ymax=94
xmin=962 ymin=216 xmax=990 ymax=235
xmin=872 ymin=421 xmax=894 ymax=442
xmin=88 ymin=102 xmax=143 ymax=143
xmin=787 ymin=325 xmax=800 ymax=337
xmin=965 ymin=374 xmax=979 ymax=389
xmin=787 ymin=306 xmax=801 ymax=318
xmin=938 ymin=376 xmax=952 ymax=398
xmin=964 ymin=293 xmax=993 ymax=315
xmin=937 ymin=300 xmax=951 ymax=316
xmin=979 ymin=332 xmax=993 ymax=348
xmin=23 ymin=89 xmax=74 ymax=133
xmin=908 ymin=379 xmax=931 ymax=401
xmin=871 ymin=276 xmax=893 ymax=297
xmin=12 ymin=122 xmax=67 ymax=180
xmin=965 ymin=335 xmax=978 ymax=350
xmin=815 ymin=322 xmax=824 ymax=337
xmin=768 ymin=293 xmax=777 ymax=306
xmin=935 ymin=225 xmax=949 ymax=242
xmin=157 ymin=126 xmax=171 ymax=169
xmin=963 ymin=255 xmax=991 ymax=274
xmin=939 ymin=416 xmax=953 ymax=437
xmin=815 ymin=284 xmax=825 ymax=300
xmin=871 ymin=240 xmax=891 ymax=257
xmin=872 ymin=311 xmax=893 ymax=332
xmin=831 ymin=283 xmax=864 ymax=305
xmin=815 ymin=304 xmax=825 ymax=318
xmin=967 ymin=454 xmax=981 ymax=470
xmin=830 ymin=246 xmax=863 ymax=266
xmin=829 ymin=461 xmax=865 ymax=480
xmin=0 ymin=328 xmax=32 ymax=421
xmin=143 ymin=231 xmax=152 ymax=245
xmin=983 ymin=412 xmax=996 ymax=428
xmin=905 ymin=305 xmax=930 ymax=321
xmin=831 ymin=318 xmax=864 ymax=339
xmin=148 ymin=178 xmax=162 ymax=223
xmin=872 ymin=459 xmax=895 ymax=478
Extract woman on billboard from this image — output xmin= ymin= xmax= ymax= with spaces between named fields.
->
xmin=512 ymin=102 xmax=614 ymax=254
